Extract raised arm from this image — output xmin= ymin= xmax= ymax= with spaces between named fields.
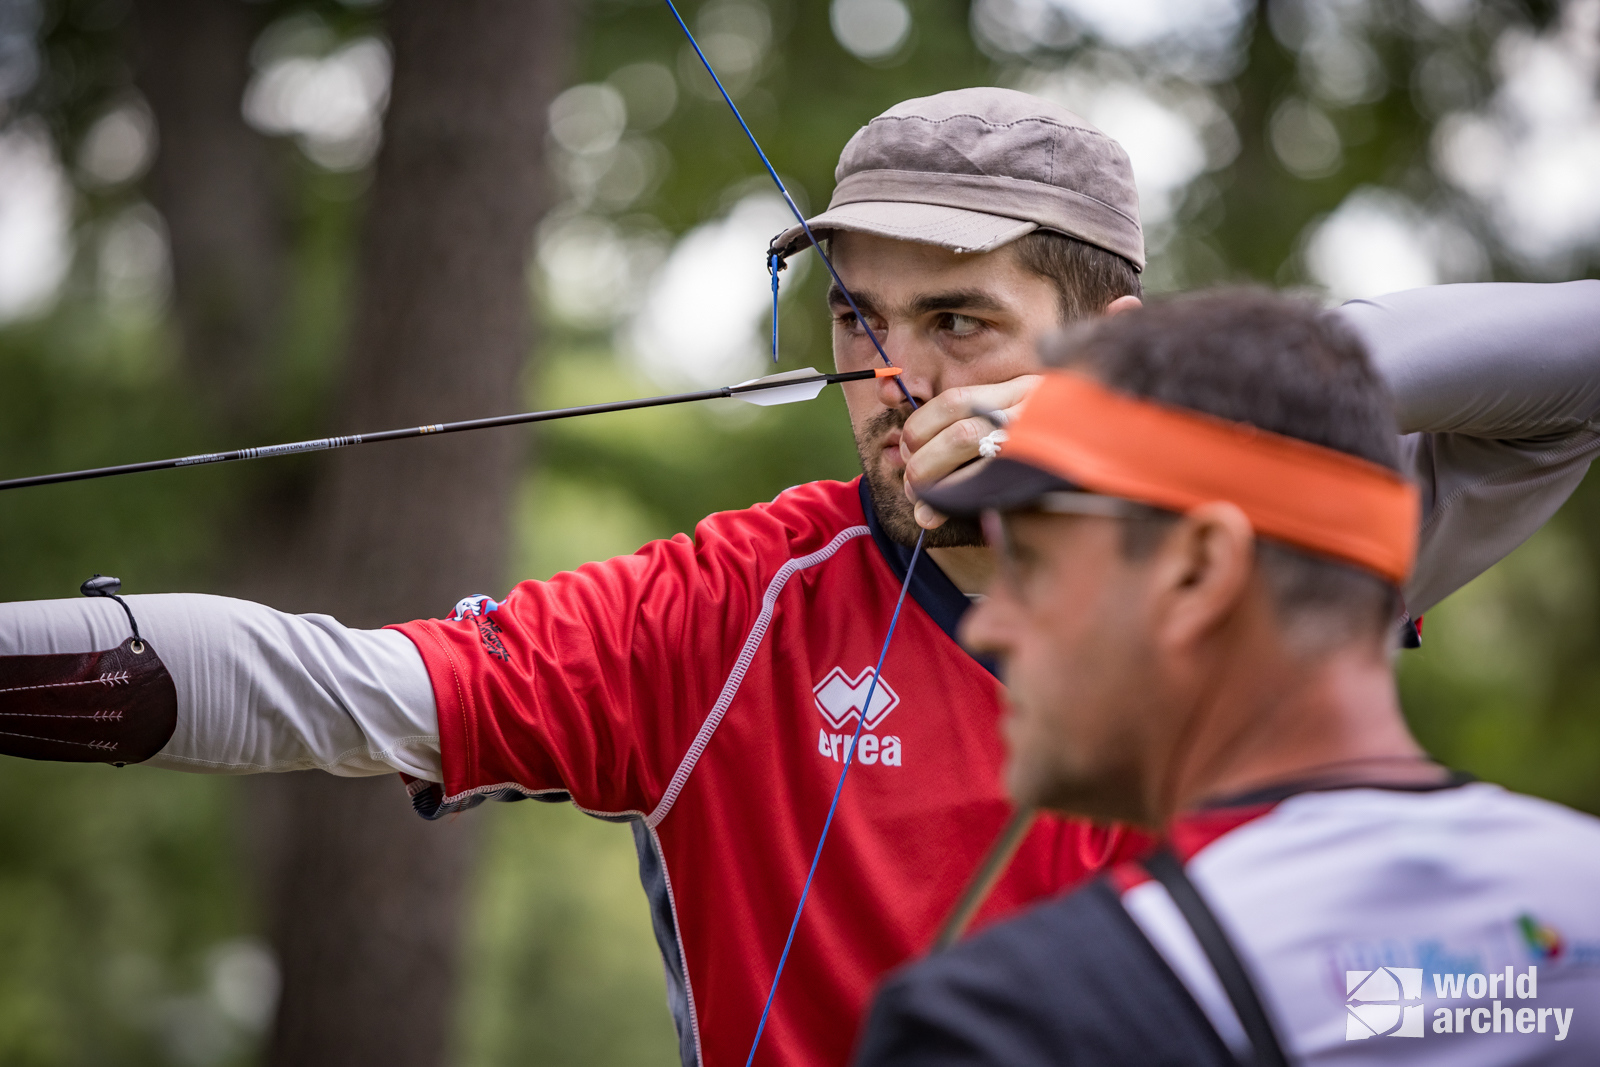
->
xmin=0 ymin=485 xmax=795 ymax=813
xmin=1336 ymin=280 xmax=1600 ymax=614
xmin=0 ymin=592 xmax=440 ymax=778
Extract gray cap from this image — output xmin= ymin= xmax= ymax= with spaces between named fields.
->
xmin=771 ymin=87 xmax=1144 ymax=270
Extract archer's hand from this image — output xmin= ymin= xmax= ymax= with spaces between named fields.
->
xmin=901 ymin=375 xmax=1041 ymax=529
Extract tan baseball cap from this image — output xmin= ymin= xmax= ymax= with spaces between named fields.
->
xmin=771 ymin=87 xmax=1145 ymax=270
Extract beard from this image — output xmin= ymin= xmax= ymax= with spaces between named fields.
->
xmin=854 ymin=407 xmax=986 ymax=549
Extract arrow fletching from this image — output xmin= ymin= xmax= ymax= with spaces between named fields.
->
xmin=732 ymin=367 xmax=829 ymax=406
xmin=731 ymin=365 xmax=902 ymax=407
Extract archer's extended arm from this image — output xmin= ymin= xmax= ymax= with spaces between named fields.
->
xmin=0 ymin=593 xmax=440 ymax=778
xmin=1337 ymin=279 xmax=1600 ymax=615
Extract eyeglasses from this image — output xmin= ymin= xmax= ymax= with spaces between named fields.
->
xmin=1034 ymin=491 xmax=1143 ymax=519
xmin=980 ymin=491 xmax=1144 ymax=597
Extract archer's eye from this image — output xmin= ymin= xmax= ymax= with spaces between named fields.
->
xmin=942 ymin=314 xmax=984 ymax=337
xmin=837 ymin=310 xmax=888 ymax=337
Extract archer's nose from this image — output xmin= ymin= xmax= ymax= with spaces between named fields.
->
xmin=875 ymin=342 xmax=933 ymax=409
xmin=876 ymin=366 xmax=927 ymax=409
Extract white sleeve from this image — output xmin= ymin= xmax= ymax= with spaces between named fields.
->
xmin=1337 ymin=280 xmax=1600 ymax=614
xmin=0 ymin=593 xmax=442 ymax=780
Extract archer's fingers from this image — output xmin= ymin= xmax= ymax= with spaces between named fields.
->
xmin=913 ymin=499 xmax=949 ymax=530
xmin=901 ymin=415 xmax=995 ymax=493
xmin=900 ymin=376 xmax=1041 ymax=455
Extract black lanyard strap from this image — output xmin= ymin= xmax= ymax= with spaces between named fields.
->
xmin=1142 ymin=847 xmax=1295 ymax=1067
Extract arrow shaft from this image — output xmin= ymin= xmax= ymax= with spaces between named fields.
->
xmin=0 ymin=370 xmax=880 ymax=492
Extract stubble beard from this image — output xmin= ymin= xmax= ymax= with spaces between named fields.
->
xmin=854 ymin=408 xmax=985 ymax=549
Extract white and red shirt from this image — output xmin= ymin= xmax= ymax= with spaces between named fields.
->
xmin=858 ymin=781 xmax=1600 ymax=1065
xmin=395 ymin=478 xmax=1148 ymax=1067
xmin=1127 ymin=783 xmax=1600 ymax=1062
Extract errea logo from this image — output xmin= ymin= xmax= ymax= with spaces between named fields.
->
xmin=813 ymin=667 xmax=902 ymax=767
xmin=813 ymin=667 xmax=899 ymax=730
xmin=1346 ymin=967 xmax=1424 ymax=1040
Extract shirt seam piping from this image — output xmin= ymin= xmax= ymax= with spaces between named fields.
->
xmin=430 ymin=778 xmax=648 ymax=819
xmin=417 ymin=623 xmax=474 ymax=787
xmin=644 ymin=524 xmax=873 ymax=828
xmin=649 ymin=822 xmax=706 ymax=1067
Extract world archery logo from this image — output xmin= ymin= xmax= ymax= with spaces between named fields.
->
xmin=1519 ymin=914 xmax=1566 ymax=961
xmin=1345 ymin=967 xmax=1425 ymax=1039
xmin=812 ymin=667 xmax=899 ymax=731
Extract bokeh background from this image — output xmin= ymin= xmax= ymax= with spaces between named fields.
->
xmin=0 ymin=0 xmax=1597 ymax=1063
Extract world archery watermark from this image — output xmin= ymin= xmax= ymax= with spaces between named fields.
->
xmin=1344 ymin=965 xmax=1575 ymax=1042
xmin=1345 ymin=966 xmax=1425 ymax=1038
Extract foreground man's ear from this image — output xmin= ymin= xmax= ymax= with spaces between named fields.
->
xmin=1103 ymin=295 xmax=1143 ymax=317
xmin=1153 ymin=501 xmax=1257 ymax=650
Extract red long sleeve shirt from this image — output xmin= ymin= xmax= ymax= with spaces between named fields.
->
xmin=395 ymin=478 xmax=1145 ymax=1067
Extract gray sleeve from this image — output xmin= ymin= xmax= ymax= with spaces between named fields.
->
xmin=0 ymin=593 xmax=441 ymax=780
xmin=1337 ymin=280 xmax=1600 ymax=615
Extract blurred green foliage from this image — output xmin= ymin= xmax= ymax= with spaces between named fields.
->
xmin=0 ymin=758 xmax=248 ymax=1066
xmin=0 ymin=0 xmax=1597 ymax=1063
xmin=457 ymin=802 xmax=679 ymax=1067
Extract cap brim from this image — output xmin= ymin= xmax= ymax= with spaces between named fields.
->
xmin=772 ymin=201 xmax=1038 ymax=259
xmin=920 ymin=458 xmax=1079 ymax=518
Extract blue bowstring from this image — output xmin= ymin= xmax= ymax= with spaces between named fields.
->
xmin=660 ymin=5 xmax=930 ymax=1061
xmin=661 ymin=0 xmax=917 ymax=409
xmin=743 ymin=531 xmax=925 ymax=1067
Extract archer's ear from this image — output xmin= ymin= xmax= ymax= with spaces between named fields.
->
xmin=1148 ymin=501 xmax=1256 ymax=649
xmin=1102 ymin=295 xmax=1142 ymax=317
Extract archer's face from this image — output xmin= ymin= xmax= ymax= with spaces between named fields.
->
xmin=828 ymin=232 xmax=1062 ymax=544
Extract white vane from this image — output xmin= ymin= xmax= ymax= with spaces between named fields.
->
xmin=732 ymin=367 xmax=832 ymax=407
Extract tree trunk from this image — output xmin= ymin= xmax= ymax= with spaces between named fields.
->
xmin=292 ymin=0 xmax=568 ymax=622
xmin=131 ymin=0 xmax=283 ymax=426
xmin=260 ymin=2 xmax=571 ymax=1065
xmin=132 ymin=0 xmax=571 ymax=1060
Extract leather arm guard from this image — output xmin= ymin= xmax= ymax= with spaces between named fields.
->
xmin=0 ymin=600 xmax=178 ymax=766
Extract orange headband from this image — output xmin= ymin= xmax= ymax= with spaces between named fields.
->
xmin=1001 ymin=372 xmax=1420 ymax=584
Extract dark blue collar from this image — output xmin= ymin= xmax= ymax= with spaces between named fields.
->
xmin=858 ymin=479 xmax=999 ymax=678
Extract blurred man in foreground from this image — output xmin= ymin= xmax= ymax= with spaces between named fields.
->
xmin=855 ymin=290 xmax=1600 ymax=1066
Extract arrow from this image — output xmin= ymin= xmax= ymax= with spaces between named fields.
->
xmin=0 ymin=367 xmax=902 ymax=492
